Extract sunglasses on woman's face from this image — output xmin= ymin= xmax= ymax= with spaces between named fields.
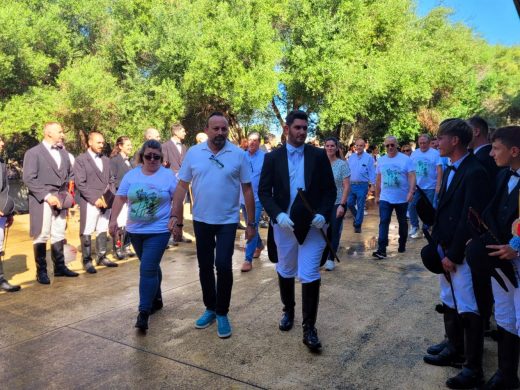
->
xmin=402 ymin=149 xmax=411 ymax=153
xmin=143 ymin=153 xmax=161 ymax=161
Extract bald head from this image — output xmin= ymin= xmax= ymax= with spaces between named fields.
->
xmin=195 ymin=132 xmax=208 ymax=144
xmin=43 ymin=122 xmax=64 ymax=145
xmin=144 ymin=128 xmax=161 ymax=141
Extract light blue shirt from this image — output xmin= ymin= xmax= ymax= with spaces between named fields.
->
xmin=508 ymin=168 xmax=520 ymax=194
xmin=377 ymin=152 xmax=415 ymax=204
xmin=286 ymin=144 xmax=306 ymax=213
xmin=348 ymin=152 xmax=376 ymax=184
xmin=446 ymin=153 xmax=469 ymax=190
xmin=410 ymin=148 xmax=441 ymax=190
xmin=178 ymin=140 xmax=251 ymax=224
xmin=240 ymin=149 xmax=265 ymax=203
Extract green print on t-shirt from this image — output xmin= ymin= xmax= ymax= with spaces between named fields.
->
xmin=383 ymin=167 xmax=401 ymax=187
xmin=416 ymin=159 xmax=430 ymax=178
xmin=130 ymin=187 xmax=160 ymax=221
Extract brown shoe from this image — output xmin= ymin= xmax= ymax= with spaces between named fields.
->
xmin=241 ymin=261 xmax=252 ymax=272
xmin=253 ymin=248 xmax=262 ymax=258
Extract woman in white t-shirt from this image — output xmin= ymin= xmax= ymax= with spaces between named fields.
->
xmin=109 ymin=140 xmax=178 ymax=333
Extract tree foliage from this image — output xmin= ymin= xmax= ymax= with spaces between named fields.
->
xmin=0 ymin=0 xmax=518 ymax=159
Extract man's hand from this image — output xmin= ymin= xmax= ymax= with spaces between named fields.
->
xmin=46 ymin=195 xmax=61 ymax=208
xmin=406 ymin=191 xmax=414 ymax=203
xmin=486 ymin=244 xmax=518 ymax=260
xmin=172 ymin=225 xmax=183 ymax=242
xmin=441 ymin=256 xmax=456 ymax=273
xmin=245 ymin=225 xmax=255 ymax=241
xmin=5 ymin=215 xmax=13 ymax=228
xmin=375 ymin=196 xmax=380 ymax=204
xmin=108 ymin=223 xmax=118 ymax=238
xmin=94 ymin=198 xmax=105 ymax=208
xmin=276 ymin=213 xmax=294 ymax=230
xmin=311 ymin=214 xmax=326 ymax=229
xmin=336 ymin=205 xmax=345 ymax=218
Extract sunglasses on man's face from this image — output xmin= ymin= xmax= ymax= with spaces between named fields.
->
xmin=385 ymin=143 xmax=396 ymax=148
xmin=143 ymin=153 xmax=161 ymax=161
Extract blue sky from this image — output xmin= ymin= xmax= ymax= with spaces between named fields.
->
xmin=416 ymin=0 xmax=520 ymax=46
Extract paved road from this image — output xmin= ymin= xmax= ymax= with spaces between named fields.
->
xmin=0 ymin=209 xmax=500 ymax=389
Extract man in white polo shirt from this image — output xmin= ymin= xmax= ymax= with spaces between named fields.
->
xmin=171 ymin=112 xmax=255 ymax=339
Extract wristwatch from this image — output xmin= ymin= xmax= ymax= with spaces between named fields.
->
xmin=248 ymin=222 xmax=258 ymax=227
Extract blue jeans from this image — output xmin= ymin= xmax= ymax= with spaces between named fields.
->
xmin=129 ymin=232 xmax=170 ymax=313
xmin=408 ymin=188 xmax=435 ymax=229
xmin=329 ymin=204 xmax=344 ymax=260
xmin=377 ymin=201 xmax=408 ymax=253
xmin=193 ymin=221 xmax=237 ymax=315
xmin=241 ymin=201 xmax=264 ymax=262
xmin=347 ymin=182 xmax=369 ymax=228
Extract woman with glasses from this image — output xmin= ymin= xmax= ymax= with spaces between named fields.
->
xmin=401 ymin=144 xmax=412 ymax=157
xmin=323 ymin=137 xmax=351 ymax=271
xmin=109 ymin=140 xmax=178 ymax=333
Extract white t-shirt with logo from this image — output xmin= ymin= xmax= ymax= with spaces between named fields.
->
xmin=411 ymin=148 xmax=441 ymax=190
xmin=377 ymin=152 xmax=415 ymax=204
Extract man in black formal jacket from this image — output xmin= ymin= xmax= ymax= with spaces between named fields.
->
xmin=467 ymin=126 xmax=520 ymax=389
xmin=467 ymin=116 xmax=500 ymax=184
xmin=258 ymin=110 xmax=336 ymax=352
xmin=422 ymin=118 xmax=492 ymax=389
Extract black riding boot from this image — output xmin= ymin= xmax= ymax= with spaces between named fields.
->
xmin=483 ymin=326 xmax=520 ymax=389
xmin=424 ymin=306 xmax=464 ymax=367
xmin=96 ymin=232 xmax=118 ymax=267
xmin=52 ymin=240 xmax=78 ymax=277
xmin=0 ymin=255 xmax=20 ymax=292
xmin=446 ymin=312 xmax=484 ymax=389
xmin=278 ymin=273 xmax=295 ymax=331
xmin=34 ymin=243 xmax=50 ymax=284
xmin=81 ymin=235 xmax=96 ymax=274
xmin=302 ymin=279 xmax=322 ymax=352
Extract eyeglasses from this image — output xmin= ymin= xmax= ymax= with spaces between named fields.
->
xmin=402 ymin=149 xmax=411 ymax=153
xmin=143 ymin=153 xmax=161 ymax=161
xmin=385 ymin=143 xmax=396 ymax=148
xmin=209 ymin=155 xmax=224 ymax=168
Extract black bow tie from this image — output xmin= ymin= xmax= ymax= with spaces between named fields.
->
xmin=447 ymin=165 xmax=457 ymax=172
xmin=51 ymin=144 xmax=63 ymax=150
xmin=509 ymin=170 xmax=520 ymax=178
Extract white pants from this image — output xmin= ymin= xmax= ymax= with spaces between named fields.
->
xmin=0 ymin=217 xmax=6 ymax=252
xmin=34 ymin=203 xmax=67 ymax=244
xmin=116 ymin=203 xmax=128 ymax=228
xmin=273 ymin=224 xmax=327 ymax=283
xmin=83 ymin=203 xmax=111 ymax=235
xmin=439 ymin=258 xmax=479 ymax=315
xmin=492 ymin=265 xmax=520 ymax=336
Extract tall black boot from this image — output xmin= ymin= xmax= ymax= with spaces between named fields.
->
xmin=278 ymin=273 xmax=295 ymax=331
xmin=96 ymin=232 xmax=118 ymax=267
xmin=112 ymin=228 xmax=126 ymax=260
xmin=33 ymin=243 xmax=50 ymax=284
xmin=484 ymin=326 xmax=520 ymax=389
xmin=0 ymin=255 xmax=20 ymax=292
xmin=424 ymin=306 xmax=465 ymax=367
xmin=52 ymin=240 xmax=78 ymax=277
xmin=81 ymin=235 xmax=96 ymax=274
xmin=446 ymin=312 xmax=484 ymax=389
xmin=302 ymin=279 xmax=322 ymax=352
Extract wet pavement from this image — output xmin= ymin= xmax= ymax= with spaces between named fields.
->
xmin=0 ymin=204 xmax=501 ymax=389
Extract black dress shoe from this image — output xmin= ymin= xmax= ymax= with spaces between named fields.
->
xmin=83 ymin=261 xmax=97 ymax=274
xmin=54 ymin=267 xmax=79 ymax=277
xmin=303 ymin=326 xmax=322 ymax=352
xmin=423 ymin=346 xmax=464 ymax=367
xmin=0 ymin=278 xmax=21 ymax=292
xmin=484 ymin=370 xmax=520 ymax=390
xmin=354 ymin=226 xmax=361 ymax=233
xmin=279 ymin=311 xmax=294 ymax=331
xmin=446 ymin=367 xmax=483 ymax=389
xmin=135 ymin=311 xmax=149 ymax=333
xmin=114 ymin=248 xmax=126 ymax=260
xmin=97 ymin=257 xmax=118 ymax=267
xmin=36 ymin=271 xmax=51 ymax=284
xmin=151 ymin=298 xmax=163 ymax=315
xmin=427 ymin=339 xmax=449 ymax=355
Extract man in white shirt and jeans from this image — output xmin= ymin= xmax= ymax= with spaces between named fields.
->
xmin=171 ymin=112 xmax=255 ymax=339
xmin=373 ymin=136 xmax=415 ymax=259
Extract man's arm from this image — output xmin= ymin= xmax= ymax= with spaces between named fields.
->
xmin=407 ymin=171 xmax=416 ymax=202
xmin=258 ymin=152 xmax=283 ymax=220
xmin=170 ymin=180 xmax=189 ymax=240
xmin=435 ymin=165 xmax=442 ymax=194
xmin=108 ymin=195 xmax=127 ymax=237
xmin=375 ymin=172 xmax=381 ymax=203
xmin=22 ymin=150 xmax=49 ymax=202
xmin=241 ymin=182 xmax=256 ymax=240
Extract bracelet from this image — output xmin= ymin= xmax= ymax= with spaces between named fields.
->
xmin=175 ymin=223 xmax=184 ymax=227
xmin=248 ymin=222 xmax=258 ymax=227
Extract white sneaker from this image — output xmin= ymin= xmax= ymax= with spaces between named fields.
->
xmin=324 ymin=259 xmax=335 ymax=271
xmin=409 ymin=227 xmax=418 ymax=237
xmin=363 ymin=210 xmax=368 ymax=216
xmin=411 ymin=230 xmax=423 ymax=239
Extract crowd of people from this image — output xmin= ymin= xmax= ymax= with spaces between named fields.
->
xmin=0 ymin=112 xmax=519 ymax=389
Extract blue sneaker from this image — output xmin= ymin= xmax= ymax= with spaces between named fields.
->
xmin=217 ymin=314 xmax=232 ymax=338
xmin=195 ymin=309 xmax=216 ymax=329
